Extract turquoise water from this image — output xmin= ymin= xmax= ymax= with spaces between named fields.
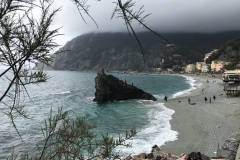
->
xmin=0 ymin=70 xmax=198 ymax=158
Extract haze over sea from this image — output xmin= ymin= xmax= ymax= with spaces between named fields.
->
xmin=0 ymin=70 xmax=201 ymax=158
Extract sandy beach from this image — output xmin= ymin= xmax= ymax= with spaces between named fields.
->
xmin=158 ymin=74 xmax=240 ymax=157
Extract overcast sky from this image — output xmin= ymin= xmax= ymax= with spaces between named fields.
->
xmin=0 ymin=0 xmax=240 ymax=69
xmin=50 ymin=0 xmax=240 ymax=46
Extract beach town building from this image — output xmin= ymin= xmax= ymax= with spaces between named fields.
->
xmin=152 ymin=68 xmax=162 ymax=72
xmin=211 ymin=60 xmax=230 ymax=72
xmin=215 ymin=63 xmax=225 ymax=72
xmin=201 ymin=65 xmax=210 ymax=73
xmin=185 ymin=64 xmax=196 ymax=73
xmin=196 ymin=62 xmax=206 ymax=71
xmin=166 ymin=68 xmax=173 ymax=72
xmin=211 ymin=61 xmax=217 ymax=71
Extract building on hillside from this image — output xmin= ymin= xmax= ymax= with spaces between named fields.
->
xmin=201 ymin=65 xmax=210 ymax=73
xmin=215 ymin=63 xmax=225 ymax=72
xmin=204 ymin=49 xmax=219 ymax=62
xmin=166 ymin=68 xmax=173 ymax=72
xmin=185 ymin=64 xmax=196 ymax=73
xmin=211 ymin=61 xmax=217 ymax=71
xmin=204 ymin=53 xmax=213 ymax=62
xmin=152 ymin=68 xmax=162 ymax=72
xmin=211 ymin=61 xmax=229 ymax=72
xmin=196 ymin=62 xmax=206 ymax=71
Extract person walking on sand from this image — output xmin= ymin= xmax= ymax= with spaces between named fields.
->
xmin=188 ymin=98 xmax=191 ymax=104
xmin=213 ymin=95 xmax=216 ymax=100
xmin=204 ymin=97 xmax=207 ymax=103
xmin=210 ymin=97 xmax=211 ymax=103
xmin=164 ymin=96 xmax=168 ymax=102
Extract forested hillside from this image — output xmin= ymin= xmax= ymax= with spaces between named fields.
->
xmin=206 ymin=38 xmax=240 ymax=69
xmin=35 ymin=31 xmax=240 ymax=71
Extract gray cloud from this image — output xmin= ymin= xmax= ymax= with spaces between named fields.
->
xmin=50 ymin=0 xmax=240 ymax=46
xmin=24 ymin=0 xmax=240 ymax=46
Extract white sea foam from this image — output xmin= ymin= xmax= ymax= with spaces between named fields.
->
xmin=153 ymin=94 xmax=165 ymax=100
xmin=60 ymin=91 xmax=71 ymax=95
xmin=86 ymin=96 xmax=95 ymax=102
xmin=172 ymin=76 xmax=202 ymax=98
xmin=117 ymin=102 xmax=178 ymax=155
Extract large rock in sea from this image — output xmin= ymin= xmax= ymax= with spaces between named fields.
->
xmin=93 ymin=71 xmax=157 ymax=103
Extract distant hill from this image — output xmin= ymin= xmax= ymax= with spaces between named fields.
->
xmin=206 ymin=37 xmax=240 ymax=69
xmin=34 ymin=31 xmax=240 ymax=71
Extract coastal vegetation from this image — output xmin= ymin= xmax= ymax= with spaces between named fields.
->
xmin=206 ymin=38 xmax=240 ymax=69
xmin=1 ymin=0 xmax=240 ymax=159
xmin=0 ymin=0 xmax=147 ymax=159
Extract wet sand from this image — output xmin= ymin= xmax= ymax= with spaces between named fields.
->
xmin=158 ymin=75 xmax=240 ymax=157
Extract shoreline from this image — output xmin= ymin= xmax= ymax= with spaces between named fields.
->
xmin=158 ymin=74 xmax=240 ymax=157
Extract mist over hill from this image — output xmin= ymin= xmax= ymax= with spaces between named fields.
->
xmin=35 ymin=31 xmax=240 ymax=71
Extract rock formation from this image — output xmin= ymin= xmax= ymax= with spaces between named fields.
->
xmin=152 ymin=144 xmax=161 ymax=152
xmin=93 ymin=71 xmax=157 ymax=103
xmin=217 ymin=136 xmax=240 ymax=160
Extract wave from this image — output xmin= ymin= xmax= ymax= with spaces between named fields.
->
xmin=59 ymin=91 xmax=71 ymax=95
xmin=116 ymin=102 xmax=178 ymax=155
xmin=172 ymin=76 xmax=202 ymax=98
xmin=153 ymin=94 xmax=165 ymax=100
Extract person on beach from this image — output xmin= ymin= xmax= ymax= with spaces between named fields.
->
xmin=164 ymin=96 xmax=168 ymax=102
xmin=202 ymin=89 xmax=204 ymax=92
xmin=204 ymin=97 xmax=207 ymax=103
xmin=213 ymin=95 xmax=216 ymax=100
xmin=188 ymin=98 xmax=191 ymax=104
xmin=209 ymin=97 xmax=211 ymax=103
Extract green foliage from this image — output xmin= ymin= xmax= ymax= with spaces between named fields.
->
xmin=0 ymin=0 xmax=65 ymax=140
xmin=208 ymin=38 xmax=240 ymax=65
xmin=110 ymin=0 xmax=175 ymax=63
xmin=1 ymin=1 xmax=145 ymax=159
xmin=9 ymin=107 xmax=136 ymax=159
xmin=232 ymin=45 xmax=239 ymax=50
xmin=224 ymin=61 xmax=238 ymax=70
xmin=111 ymin=0 xmax=151 ymax=24
xmin=173 ymin=66 xmax=182 ymax=72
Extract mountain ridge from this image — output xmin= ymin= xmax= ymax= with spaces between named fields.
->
xmin=34 ymin=31 xmax=240 ymax=71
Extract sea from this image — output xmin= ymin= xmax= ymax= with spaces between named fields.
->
xmin=0 ymin=70 xmax=201 ymax=158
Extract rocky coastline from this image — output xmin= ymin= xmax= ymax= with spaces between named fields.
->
xmin=127 ymin=135 xmax=240 ymax=160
